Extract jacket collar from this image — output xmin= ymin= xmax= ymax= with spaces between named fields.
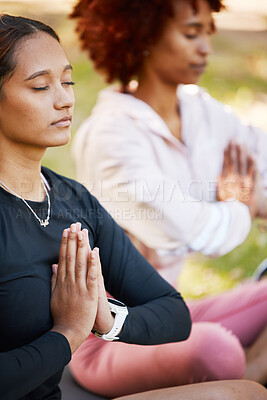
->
xmin=93 ymin=84 xmax=189 ymax=149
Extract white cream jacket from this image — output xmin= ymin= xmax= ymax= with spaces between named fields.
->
xmin=72 ymin=85 xmax=267 ymax=283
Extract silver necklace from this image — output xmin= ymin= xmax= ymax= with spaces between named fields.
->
xmin=0 ymin=174 xmax=50 ymax=227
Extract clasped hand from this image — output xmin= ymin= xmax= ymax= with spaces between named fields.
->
xmin=217 ymin=142 xmax=258 ymax=217
xmin=50 ymin=222 xmax=114 ymax=354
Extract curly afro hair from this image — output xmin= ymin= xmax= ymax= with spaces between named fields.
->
xmin=71 ymin=0 xmax=225 ymax=86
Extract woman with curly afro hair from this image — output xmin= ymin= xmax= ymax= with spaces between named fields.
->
xmin=70 ymin=0 xmax=267 ymax=397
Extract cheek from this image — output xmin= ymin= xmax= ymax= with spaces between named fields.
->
xmin=0 ymin=94 xmax=49 ymax=141
xmin=168 ymin=38 xmax=193 ymax=63
xmin=10 ymin=95 xmax=48 ymax=127
xmin=160 ymin=30 xmax=187 ymax=55
xmin=152 ymin=41 xmax=190 ymax=73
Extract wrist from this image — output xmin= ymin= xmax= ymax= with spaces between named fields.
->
xmin=50 ymin=325 xmax=86 ymax=354
xmin=92 ymin=298 xmax=128 ymax=341
xmin=93 ymin=314 xmax=115 ymax=335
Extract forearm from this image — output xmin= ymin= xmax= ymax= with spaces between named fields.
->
xmin=119 ymin=294 xmax=191 ymax=345
xmin=0 ymin=331 xmax=71 ymax=400
xmin=90 ymin=194 xmax=191 ymax=345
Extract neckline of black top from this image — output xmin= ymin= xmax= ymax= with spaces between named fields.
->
xmin=0 ymin=167 xmax=54 ymax=211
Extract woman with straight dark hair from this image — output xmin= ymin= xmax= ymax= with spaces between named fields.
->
xmin=1 ymin=13 xmax=266 ymax=400
xmin=0 ymin=13 xmax=189 ymax=399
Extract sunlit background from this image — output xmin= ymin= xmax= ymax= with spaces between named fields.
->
xmin=1 ymin=0 xmax=267 ymax=298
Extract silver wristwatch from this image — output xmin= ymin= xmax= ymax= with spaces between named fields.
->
xmin=93 ymin=298 xmax=129 ymax=341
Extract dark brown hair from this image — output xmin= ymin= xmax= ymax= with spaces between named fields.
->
xmin=71 ymin=0 xmax=225 ymax=85
xmin=0 ymin=14 xmax=59 ymax=91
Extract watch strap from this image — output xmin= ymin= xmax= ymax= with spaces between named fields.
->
xmin=93 ymin=298 xmax=128 ymax=341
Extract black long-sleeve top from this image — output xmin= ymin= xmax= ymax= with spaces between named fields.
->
xmin=0 ymin=167 xmax=191 ymax=399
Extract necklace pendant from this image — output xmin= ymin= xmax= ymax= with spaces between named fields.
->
xmin=0 ymin=174 xmax=51 ymax=228
xmin=40 ymin=219 xmax=49 ymax=227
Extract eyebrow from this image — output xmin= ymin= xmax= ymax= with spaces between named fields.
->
xmin=183 ymin=20 xmax=215 ymax=32
xmin=25 ymin=64 xmax=73 ymax=81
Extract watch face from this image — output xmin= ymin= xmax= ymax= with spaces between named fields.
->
xmin=108 ymin=298 xmax=126 ymax=307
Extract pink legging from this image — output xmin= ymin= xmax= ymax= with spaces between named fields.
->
xmin=69 ymin=280 xmax=267 ymax=398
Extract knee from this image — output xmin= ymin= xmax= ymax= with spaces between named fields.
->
xmin=190 ymin=322 xmax=246 ymax=381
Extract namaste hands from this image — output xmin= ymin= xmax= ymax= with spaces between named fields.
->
xmin=50 ymin=222 xmax=114 ymax=353
xmin=217 ymin=142 xmax=256 ymax=217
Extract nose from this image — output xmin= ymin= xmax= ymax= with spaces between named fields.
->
xmin=54 ymin=85 xmax=75 ymax=110
xmin=198 ymin=35 xmax=212 ymax=57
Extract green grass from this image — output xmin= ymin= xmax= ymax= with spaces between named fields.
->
xmin=180 ymin=220 xmax=267 ymax=299
xmin=200 ymin=32 xmax=267 ymax=104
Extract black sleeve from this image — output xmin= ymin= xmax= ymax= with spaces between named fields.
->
xmin=91 ymin=196 xmax=191 ymax=345
xmin=0 ymin=332 xmax=71 ymax=400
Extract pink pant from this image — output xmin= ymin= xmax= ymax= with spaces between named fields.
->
xmin=69 ymin=280 xmax=267 ymax=398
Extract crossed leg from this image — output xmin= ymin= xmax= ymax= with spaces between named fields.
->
xmin=69 ymin=280 xmax=267 ymax=397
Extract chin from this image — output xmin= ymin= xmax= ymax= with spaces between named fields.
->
xmin=50 ymin=130 xmax=71 ymax=147
xmin=179 ymin=71 xmax=204 ymax=86
xmin=181 ymin=76 xmax=201 ymax=86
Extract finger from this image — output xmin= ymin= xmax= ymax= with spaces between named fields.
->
xmin=75 ymin=230 xmax=88 ymax=285
xmin=240 ymin=144 xmax=248 ymax=176
xmin=230 ymin=141 xmax=238 ymax=175
xmin=91 ymin=248 xmax=101 ymax=281
xmin=83 ymin=229 xmax=91 ymax=278
xmin=221 ymin=146 xmax=229 ymax=178
xmin=227 ymin=142 xmax=233 ymax=174
xmin=51 ymin=264 xmax=58 ymax=293
xmin=74 ymin=222 xmax=81 ymax=248
xmin=83 ymin=228 xmax=92 ymax=252
xmin=247 ymin=155 xmax=256 ymax=184
xmin=90 ymin=248 xmax=106 ymax=302
xmin=65 ymin=223 xmax=78 ymax=280
xmin=57 ymin=229 xmax=69 ymax=281
xmin=94 ymin=247 xmax=102 ymax=275
xmin=243 ymin=156 xmax=256 ymax=203
xmin=236 ymin=144 xmax=243 ymax=175
xmin=92 ymin=250 xmax=102 ymax=291
xmin=86 ymin=249 xmax=98 ymax=293
xmin=94 ymin=247 xmax=106 ymax=292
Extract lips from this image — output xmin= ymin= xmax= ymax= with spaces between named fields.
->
xmin=190 ymin=63 xmax=207 ymax=73
xmin=51 ymin=116 xmax=72 ymax=127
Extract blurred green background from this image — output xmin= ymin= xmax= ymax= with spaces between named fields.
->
xmin=1 ymin=0 xmax=267 ymax=299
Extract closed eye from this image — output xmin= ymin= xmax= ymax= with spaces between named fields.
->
xmin=33 ymin=86 xmax=49 ymax=91
xmin=62 ymin=81 xmax=75 ymax=86
xmin=185 ymin=34 xmax=198 ymax=39
xmin=32 ymin=82 xmax=75 ymax=91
